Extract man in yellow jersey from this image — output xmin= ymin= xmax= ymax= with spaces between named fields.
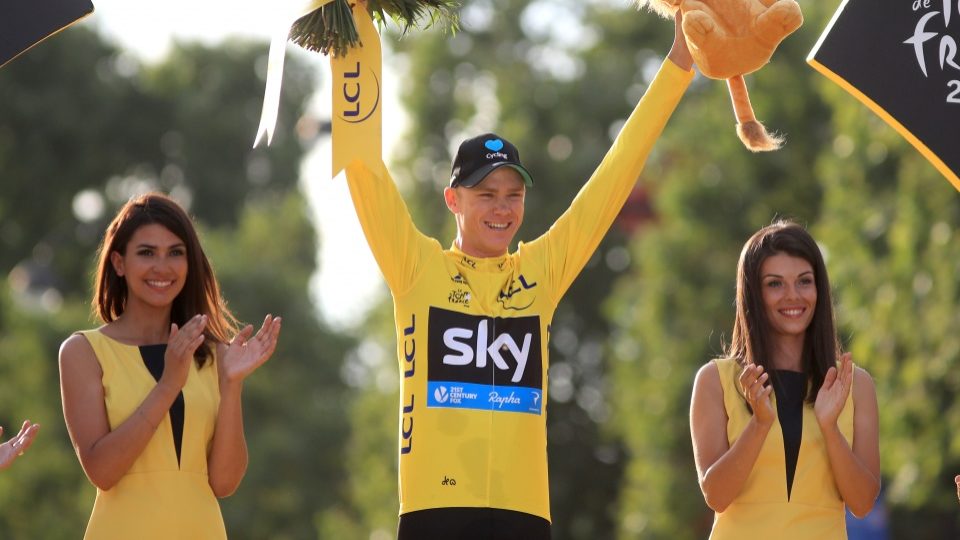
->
xmin=344 ymin=14 xmax=694 ymax=540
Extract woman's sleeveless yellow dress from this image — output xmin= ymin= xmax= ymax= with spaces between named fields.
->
xmin=711 ymin=357 xmax=854 ymax=540
xmin=80 ymin=330 xmax=226 ymax=539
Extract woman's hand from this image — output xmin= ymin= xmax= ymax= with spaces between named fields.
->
xmin=739 ymin=362 xmax=775 ymax=427
xmin=160 ymin=314 xmax=207 ymax=394
xmin=0 ymin=420 xmax=40 ymax=471
xmin=815 ymin=352 xmax=854 ymax=429
xmin=206 ymin=316 xmax=280 ymax=497
xmin=219 ymin=315 xmax=281 ymax=385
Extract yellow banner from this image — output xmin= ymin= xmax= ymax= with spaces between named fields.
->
xmin=331 ymin=3 xmax=382 ymax=176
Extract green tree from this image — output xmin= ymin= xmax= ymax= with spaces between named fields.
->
xmin=206 ymin=194 xmax=358 ymax=540
xmin=0 ymin=27 xmax=313 ymax=296
xmin=0 ymin=288 xmax=94 ymax=539
xmin=813 ymin=82 xmax=960 ymax=537
xmin=317 ymin=307 xmax=402 ymax=540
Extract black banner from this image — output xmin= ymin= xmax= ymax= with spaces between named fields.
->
xmin=808 ymin=0 xmax=960 ymax=190
xmin=427 ymin=307 xmax=542 ymax=389
xmin=1 ymin=0 xmax=94 ymax=67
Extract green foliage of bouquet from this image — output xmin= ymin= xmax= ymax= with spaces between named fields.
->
xmin=289 ymin=0 xmax=459 ymax=57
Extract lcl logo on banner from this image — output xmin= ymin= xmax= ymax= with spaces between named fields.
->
xmin=809 ymin=0 xmax=960 ymax=191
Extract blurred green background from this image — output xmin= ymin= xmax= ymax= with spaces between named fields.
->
xmin=1 ymin=1 xmax=959 ymax=538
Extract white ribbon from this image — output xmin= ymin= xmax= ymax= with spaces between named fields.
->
xmin=253 ymin=0 xmax=336 ymax=147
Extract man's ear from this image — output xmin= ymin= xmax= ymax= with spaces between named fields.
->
xmin=110 ymin=251 xmax=125 ymax=277
xmin=443 ymin=187 xmax=459 ymax=214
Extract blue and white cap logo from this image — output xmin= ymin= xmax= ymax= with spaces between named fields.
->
xmin=484 ymin=139 xmax=505 ymax=152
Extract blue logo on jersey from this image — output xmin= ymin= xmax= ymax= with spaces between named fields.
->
xmin=484 ymin=139 xmax=504 ymax=152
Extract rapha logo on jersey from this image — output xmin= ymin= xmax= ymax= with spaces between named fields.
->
xmin=427 ymin=307 xmax=543 ymax=415
xmin=337 ymin=61 xmax=381 ymax=123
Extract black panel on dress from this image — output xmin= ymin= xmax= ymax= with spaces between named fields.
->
xmin=139 ymin=344 xmax=185 ymax=467
xmin=773 ymin=370 xmax=805 ymax=500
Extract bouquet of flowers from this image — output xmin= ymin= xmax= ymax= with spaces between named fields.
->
xmin=289 ymin=0 xmax=459 ymax=57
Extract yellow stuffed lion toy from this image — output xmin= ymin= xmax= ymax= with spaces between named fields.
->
xmin=640 ymin=0 xmax=803 ymax=151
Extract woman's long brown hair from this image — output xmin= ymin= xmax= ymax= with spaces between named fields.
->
xmin=727 ymin=220 xmax=840 ymax=405
xmin=93 ymin=193 xmax=238 ymax=368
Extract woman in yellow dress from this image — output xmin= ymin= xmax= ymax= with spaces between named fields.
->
xmin=59 ymin=193 xmax=281 ymax=539
xmin=690 ymin=220 xmax=880 ymax=539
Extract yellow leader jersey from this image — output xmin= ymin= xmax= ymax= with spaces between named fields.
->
xmin=345 ymin=60 xmax=693 ymax=522
xmin=711 ymin=357 xmax=854 ymax=539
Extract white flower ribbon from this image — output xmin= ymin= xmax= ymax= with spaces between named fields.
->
xmin=254 ymin=0 xmax=336 ymax=147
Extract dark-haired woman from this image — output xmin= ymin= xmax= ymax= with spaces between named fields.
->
xmin=59 ymin=193 xmax=281 ymax=539
xmin=690 ymin=220 xmax=879 ymax=539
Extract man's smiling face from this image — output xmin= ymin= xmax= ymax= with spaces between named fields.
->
xmin=445 ymin=167 xmax=526 ymax=258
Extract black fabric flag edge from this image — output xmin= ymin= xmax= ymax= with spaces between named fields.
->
xmin=0 ymin=2 xmax=95 ymax=69
xmin=806 ymin=2 xmax=960 ymax=193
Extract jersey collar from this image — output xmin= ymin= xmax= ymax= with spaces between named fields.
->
xmin=449 ymin=244 xmax=512 ymax=273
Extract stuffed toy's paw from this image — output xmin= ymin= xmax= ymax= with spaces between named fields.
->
xmin=681 ymin=0 xmax=802 ymax=79
xmin=637 ymin=0 xmax=803 ymax=152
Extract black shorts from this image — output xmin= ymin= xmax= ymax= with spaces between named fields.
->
xmin=397 ymin=507 xmax=552 ymax=540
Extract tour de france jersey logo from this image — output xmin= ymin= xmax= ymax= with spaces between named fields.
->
xmin=426 ymin=307 xmax=543 ymax=415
